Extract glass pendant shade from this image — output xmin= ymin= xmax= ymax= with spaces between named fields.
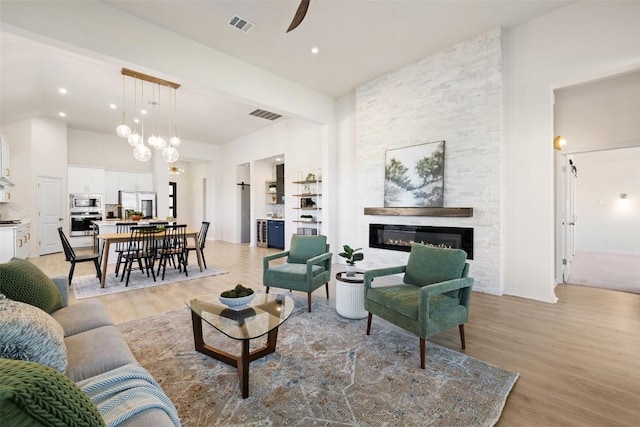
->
xmin=156 ymin=137 xmax=167 ymax=150
xmin=128 ymin=132 xmax=142 ymax=147
xmin=147 ymin=135 xmax=158 ymax=149
xmin=116 ymin=124 xmax=132 ymax=138
xmin=133 ymin=143 xmax=152 ymax=162
xmin=162 ymin=146 xmax=179 ymax=163
xmin=169 ymin=136 xmax=181 ymax=147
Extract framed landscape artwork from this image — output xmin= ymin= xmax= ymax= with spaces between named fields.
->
xmin=384 ymin=140 xmax=445 ymax=207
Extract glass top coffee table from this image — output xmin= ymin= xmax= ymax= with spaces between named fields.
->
xmin=185 ymin=293 xmax=294 ymax=398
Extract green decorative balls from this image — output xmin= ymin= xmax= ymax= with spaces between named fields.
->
xmin=220 ymin=284 xmax=254 ymax=298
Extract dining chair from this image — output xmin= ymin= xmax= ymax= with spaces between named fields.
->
xmin=57 ymin=227 xmax=101 ymax=285
xmin=185 ymin=221 xmax=210 ymax=269
xmin=114 ymin=222 xmax=134 ymax=277
xmin=120 ymin=225 xmax=158 ymax=286
xmin=156 ymin=224 xmax=188 ymax=280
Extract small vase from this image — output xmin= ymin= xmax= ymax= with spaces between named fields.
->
xmin=346 ymin=264 xmax=357 ymax=277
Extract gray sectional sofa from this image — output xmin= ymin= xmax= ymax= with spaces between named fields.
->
xmin=0 ymin=258 xmax=179 ymax=427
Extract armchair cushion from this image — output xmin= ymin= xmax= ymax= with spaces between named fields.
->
xmin=287 ymin=235 xmax=327 ymax=264
xmin=264 ymin=263 xmax=325 ymax=283
xmin=404 ymin=244 xmax=467 ymax=287
xmin=0 ymin=258 xmax=63 ymax=314
xmin=367 ymin=285 xmax=460 ymax=320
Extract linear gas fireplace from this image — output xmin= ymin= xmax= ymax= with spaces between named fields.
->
xmin=369 ymin=224 xmax=474 ymax=259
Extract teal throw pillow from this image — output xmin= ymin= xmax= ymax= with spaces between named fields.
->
xmin=0 ymin=358 xmax=105 ymax=427
xmin=0 ymin=258 xmax=63 ymax=313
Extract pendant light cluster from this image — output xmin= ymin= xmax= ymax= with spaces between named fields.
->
xmin=115 ymin=68 xmax=181 ymax=162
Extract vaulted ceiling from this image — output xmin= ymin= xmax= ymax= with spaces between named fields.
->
xmin=0 ymin=1 xmax=571 ymax=146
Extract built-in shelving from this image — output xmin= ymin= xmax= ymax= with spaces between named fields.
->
xmin=293 ymin=174 xmax=322 ymax=235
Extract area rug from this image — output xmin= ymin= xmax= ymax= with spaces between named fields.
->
xmin=72 ymin=267 xmax=228 ymax=299
xmin=119 ymin=294 xmax=519 ymax=426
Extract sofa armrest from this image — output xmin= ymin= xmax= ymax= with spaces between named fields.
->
xmin=364 ymin=265 xmax=407 ymax=290
xmin=51 ymin=276 xmax=69 ymax=308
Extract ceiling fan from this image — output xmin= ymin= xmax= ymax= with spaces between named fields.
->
xmin=287 ymin=0 xmax=311 ymax=33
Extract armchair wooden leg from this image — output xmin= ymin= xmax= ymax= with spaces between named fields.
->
xmin=265 ymin=287 xmax=270 ymax=294
xmin=459 ymin=324 xmax=466 ymax=349
xmin=420 ymin=338 xmax=426 ymax=369
xmin=307 ymin=293 xmax=312 ymax=312
xmin=366 ymin=313 xmax=372 ymax=335
xmin=325 ymin=282 xmax=329 ymax=299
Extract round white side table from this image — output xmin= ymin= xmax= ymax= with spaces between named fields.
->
xmin=335 ymin=271 xmax=368 ymax=319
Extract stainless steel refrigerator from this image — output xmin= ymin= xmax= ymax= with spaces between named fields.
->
xmin=118 ymin=191 xmax=157 ymax=219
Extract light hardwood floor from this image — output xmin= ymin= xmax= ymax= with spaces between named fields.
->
xmin=30 ymin=241 xmax=640 ymax=426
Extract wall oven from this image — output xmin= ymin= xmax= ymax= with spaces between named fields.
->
xmin=70 ymin=194 xmax=103 ymax=210
xmin=69 ymin=212 xmax=102 ymax=236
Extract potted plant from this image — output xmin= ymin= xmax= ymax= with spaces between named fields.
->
xmin=129 ymin=210 xmax=143 ymax=221
xmin=339 ymin=244 xmax=364 ymax=276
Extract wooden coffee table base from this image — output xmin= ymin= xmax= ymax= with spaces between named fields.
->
xmin=191 ymin=311 xmax=279 ymax=399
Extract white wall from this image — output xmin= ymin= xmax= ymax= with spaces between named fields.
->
xmin=555 ymin=71 xmax=640 ymax=153
xmin=354 ymin=29 xmax=503 ymax=294
xmin=503 ymin=1 xmax=640 ymax=302
xmin=68 ymin=129 xmax=152 ymax=172
xmin=220 ymin=119 xmax=323 ymax=245
xmin=574 ymin=148 xmax=640 ymax=255
xmin=1 ymin=117 xmax=68 ymax=254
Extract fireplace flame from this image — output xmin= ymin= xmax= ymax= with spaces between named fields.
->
xmin=386 ymin=239 xmax=452 ymax=249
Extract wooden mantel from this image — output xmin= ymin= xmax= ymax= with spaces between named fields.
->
xmin=363 ymin=207 xmax=473 ymax=217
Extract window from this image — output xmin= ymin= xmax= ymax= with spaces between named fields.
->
xmin=169 ymin=182 xmax=177 ymax=218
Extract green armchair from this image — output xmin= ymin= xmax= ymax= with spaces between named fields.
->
xmin=263 ymin=235 xmax=332 ymax=312
xmin=364 ymin=243 xmax=473 ymax=369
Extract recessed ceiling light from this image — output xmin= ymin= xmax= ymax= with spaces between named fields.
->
xmin=58 ymin=112 xmax=66 ymax=117
xmin=58 ymin=87 xmax=67 ymax=94
xmin=311 ymin=47 xmax=319 ymax=54
xmin=133 ymin=118 xmax=140 ymax=124
xmin=109 ymin=103 xmax=117 ymax=110
xmin=140 ymin=109 xmax=147 ymax=115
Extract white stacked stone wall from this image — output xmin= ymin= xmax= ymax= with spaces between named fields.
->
xmin=355 ymin=28 xmax=503 ymax=294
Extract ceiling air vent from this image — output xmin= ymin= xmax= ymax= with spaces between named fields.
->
xmin=249 ymin=109 xmax=282 ymax=121
xmin=229 ymin=15 xmax=254 ymax=33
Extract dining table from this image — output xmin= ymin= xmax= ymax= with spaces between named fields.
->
xmin=97 ymin=228 xmax=203 ymax=288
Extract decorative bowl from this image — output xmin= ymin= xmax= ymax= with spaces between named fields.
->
xmin=219 ymin=293 xmax=255 ymax=308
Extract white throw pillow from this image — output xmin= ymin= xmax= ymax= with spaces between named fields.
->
xmin=0 ymin=294 xmax=67 ymax=373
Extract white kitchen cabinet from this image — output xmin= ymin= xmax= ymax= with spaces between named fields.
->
xmin=118 ymin=172 xmax=153 ymax=192
xmin=0 ymin=136 xmax=12 ymax=202
xmin=0 ymin=223 xmax=30 ymax=263
xmin=68 ymin=166 xmax=105 ymax=194
xmin=104 ymin=170 xmax=120 ymax=204
xmin=136 ymin=173 xmax=153 ymax=192
xmin=0 ymin=186 xmax=10 ymax=203
xmin=1 ymin=136 xmax=10 ymax=179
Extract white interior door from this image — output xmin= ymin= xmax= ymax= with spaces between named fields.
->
xmin=37 ymin=176 xmax=64 ymax=255
xmin=561 ymin=157 xmax=578 ymax=281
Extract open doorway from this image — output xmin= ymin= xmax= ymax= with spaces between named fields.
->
xmin=564 ymin=148 xmax=640 ymax=294
xmin=554 ymin=69 xmax=640 ymax=294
